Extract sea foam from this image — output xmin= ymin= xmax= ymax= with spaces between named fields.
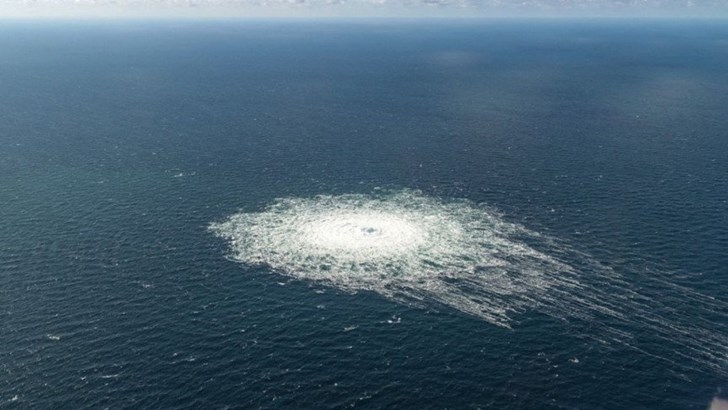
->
xmin=211 ymin=189 xmax=728 ymax=374
xmin=210 ymin=190 xmax=574 ymax=327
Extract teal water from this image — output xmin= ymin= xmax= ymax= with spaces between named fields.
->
xmin=1 ymin=20 xmax=727 ymax=408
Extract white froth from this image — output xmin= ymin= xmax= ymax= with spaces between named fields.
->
xmin=210 ymin=190 xmax=570 ymax=326
xmin=211 ymin=189 xmax=728 ymax=375
xmin=298 ymin=211 xmax=428 ymax=257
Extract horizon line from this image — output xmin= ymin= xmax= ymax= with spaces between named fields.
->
xmin=2 ymin=14 xmax=728 ymax=21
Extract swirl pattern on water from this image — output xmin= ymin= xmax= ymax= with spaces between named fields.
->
xmin=210 ymin=190 xmax=577 ymax=326
xmin=211 ymin=190 xmax=728 ymax=375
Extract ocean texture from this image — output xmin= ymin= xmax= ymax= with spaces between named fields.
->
xmin=1 ymin=20 xmax=727 ymax=408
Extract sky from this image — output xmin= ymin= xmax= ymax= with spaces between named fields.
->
xmin=1 ymin=0 xmax=727 ymax=18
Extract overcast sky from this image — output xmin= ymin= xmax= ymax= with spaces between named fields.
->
xmin=1 ymin=0 xmax=727 ymax=18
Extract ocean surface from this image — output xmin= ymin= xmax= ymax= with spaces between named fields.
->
xmin=1 ymin=20 xmax=727 ymax=409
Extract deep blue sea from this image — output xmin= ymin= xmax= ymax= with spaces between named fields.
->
xmin=1 ymin=20 xmax=727 ymax=409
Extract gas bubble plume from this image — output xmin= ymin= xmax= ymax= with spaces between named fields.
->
xmin=211 ymin=190 xmax=728 ymax=375
xmin=211 ymin=190 xmax=573 ymax=327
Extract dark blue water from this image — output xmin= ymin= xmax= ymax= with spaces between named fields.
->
xmin=1 ymin=20 xmax=727 ymax=408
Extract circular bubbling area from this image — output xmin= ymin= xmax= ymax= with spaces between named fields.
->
xmin=211 ymin=189 xmax=728 ymax=374
xmin=298 ymin=211 xmax=429 ymax=260
xmin=210 ymin=190 xmax=572 ymax=326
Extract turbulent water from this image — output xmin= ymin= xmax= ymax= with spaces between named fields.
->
xmin=212 ymin=190 xmax=571 ymax=327
xmin=212 ymin=189 xmax=728 ymax=376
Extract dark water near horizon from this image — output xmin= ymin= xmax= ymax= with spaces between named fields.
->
xmin=1 ymin=20 xmax=727 ymax=408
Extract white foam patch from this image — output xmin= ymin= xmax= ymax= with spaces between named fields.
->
xmin=211 ymin=190 xmax=575 ymax=327
xmin=211 ymin=189 xmax=728 ymax=375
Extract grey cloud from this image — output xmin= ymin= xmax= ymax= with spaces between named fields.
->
xmin=2 ymin=0 xmax=728 ymax=17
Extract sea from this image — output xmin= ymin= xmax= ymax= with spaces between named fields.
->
xmin=1 ymin=19 xmax=727 ymax=409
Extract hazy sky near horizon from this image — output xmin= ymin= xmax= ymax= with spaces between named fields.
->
xmin=1 ymin=0 xmax=727 ymax=18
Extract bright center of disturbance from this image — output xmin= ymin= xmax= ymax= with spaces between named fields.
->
xmin=298 ymin=211 xmax=427 ymax=255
